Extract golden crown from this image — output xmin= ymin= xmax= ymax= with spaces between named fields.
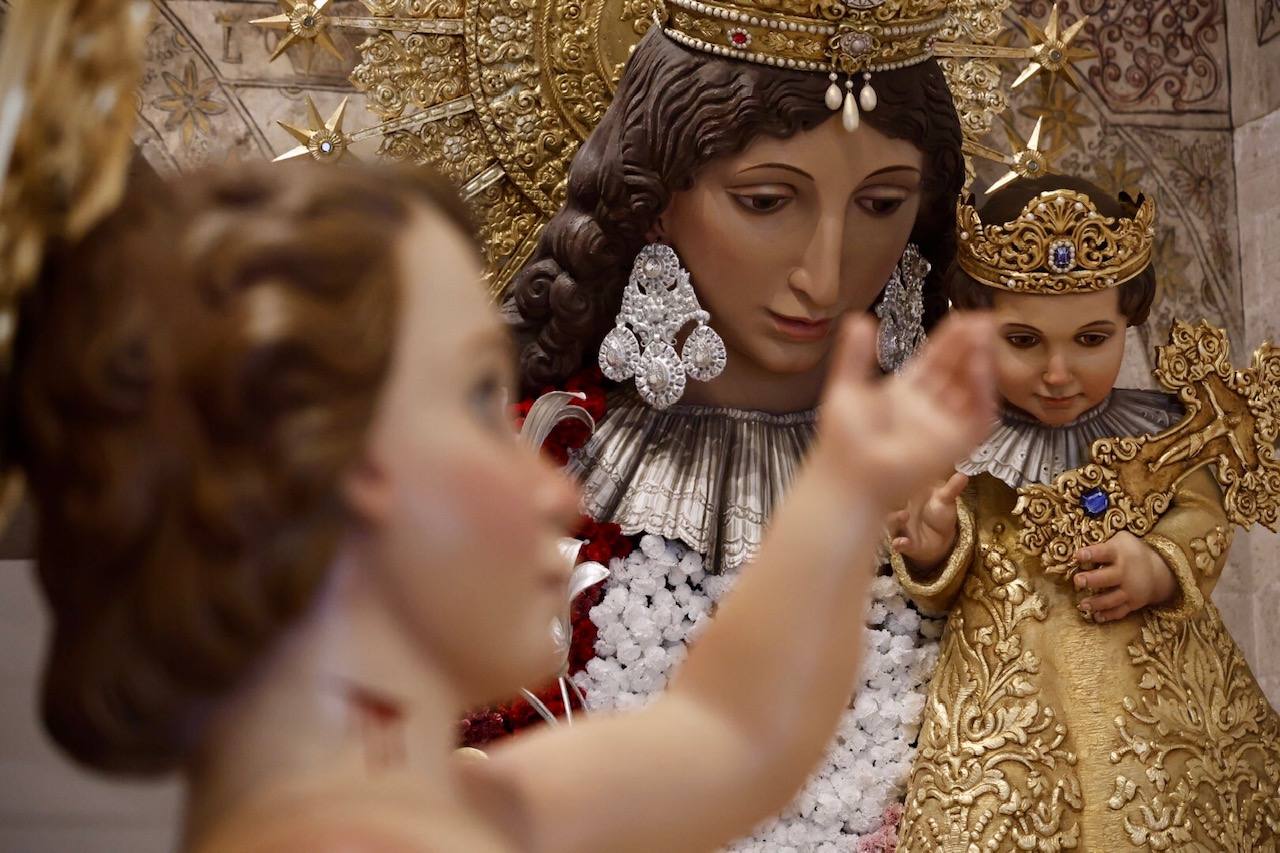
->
xmin=662 ymin=0 xmax=951 ymax=129
xmin=663 ymin=0 xmax=949 ymax=74
xmin=956 ymin=189 xmax=1157 ymax=294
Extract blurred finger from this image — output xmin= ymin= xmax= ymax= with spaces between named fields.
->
xmin=892 ymin=537 xmax=911 ymax=553
xmin=825 ymin=315 xmax=877 ymax=395
xmin=903 ymin=315 xmax=973 ymax=393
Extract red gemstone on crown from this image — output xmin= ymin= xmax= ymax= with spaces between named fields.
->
xmin=727 ymin=27 xmax=751 ymax=48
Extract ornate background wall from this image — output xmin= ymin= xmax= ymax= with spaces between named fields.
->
xmin=0 ymin=0 xmax=1276 ymax=849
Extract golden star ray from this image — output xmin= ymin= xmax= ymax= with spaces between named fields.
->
xmin=274 ymin=96 xmax=358 ymax=163
xmin=1011 ymin=3 xmax=1095 ymax=91
xmin=969 ymin=116 xmax=1055 ymax=195
xmin=251 ymin=0 xmax=343 ymax=66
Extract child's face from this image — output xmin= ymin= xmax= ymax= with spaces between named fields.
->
xmin=990 ymin=288 xmax=1127 ymax=426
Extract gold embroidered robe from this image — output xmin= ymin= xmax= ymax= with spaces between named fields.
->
xmin=896 ymin=469 xmax=1280 ymax=852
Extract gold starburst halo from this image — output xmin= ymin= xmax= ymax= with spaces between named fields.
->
xmin=275 ymin=96 xmax=360 ymax=162
xmin=964 ymin=115 xmax=1056 ymax=194
xmin=1011 ymin=2 xmax=1095 ymax=91
xmin=251 ymin=0 xmax=344 ymax=66
xmin=931 ymin=1 xmax=1094 ymax=92
xmin=956 ymin=188 xmax=1157 ymax=294
xmin=257 ymin=0 xmax=1097 ymax=296
xmin=252 ymin=0 xmax=461 ymax=67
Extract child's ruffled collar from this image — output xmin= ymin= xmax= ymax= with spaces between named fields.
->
xmin=959 ymin=389 xmax=1184 ymax=488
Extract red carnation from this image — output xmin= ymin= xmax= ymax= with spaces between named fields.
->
xmin=459 ymin=709 xmax=507 ymax=748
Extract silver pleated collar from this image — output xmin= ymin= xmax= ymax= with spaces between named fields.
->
xmin=570 ymin=388 xmax=817 ymax=574
xmin=960 ymin=388 xmax=1183 ymax=488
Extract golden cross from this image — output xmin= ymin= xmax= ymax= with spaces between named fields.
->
xmin=1015 ymin=320 xmax=1280 ymax=577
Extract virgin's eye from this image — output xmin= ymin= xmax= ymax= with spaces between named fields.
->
xmin=1077 ymin=332 xmax=1111 ymax=347
xmin=732 ymin=193 xmax=791 ymax=213
xmin=1005 ymin=334 xmax=1039 ymax=349
xmin=859 ymin=196 xmax=906 ymax=216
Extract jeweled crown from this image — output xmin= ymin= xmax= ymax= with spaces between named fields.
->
xmin=956 ymin=189 xmax=1157 ymax=294
xmin=662 ymin=0 xmax=951 ymax=130
xmin=663 ymin=0 xmax=949 ymax=74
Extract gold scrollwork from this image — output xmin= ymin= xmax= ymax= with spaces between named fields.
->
xmin=1109 ymin=608 xmax=1280 ymax=850
xmin=899 ymin=541 xmax=1083 ymax=851
xmin=1016 ymin=321 xmax=1280 ymax=578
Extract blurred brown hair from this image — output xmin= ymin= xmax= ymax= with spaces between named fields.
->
xmin=947 ymin=174 xmax=1158 ymax=326
xmin=9 ymin=159 xmax=472 ymax=774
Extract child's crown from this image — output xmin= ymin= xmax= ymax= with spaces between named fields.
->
xmin=956 ymin=189 xmax=1156 ymax=294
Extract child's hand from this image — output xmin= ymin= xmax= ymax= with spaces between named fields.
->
xmin=811 ymin=314 xmax=995 ymax=513
xmin=888 ymin=472 xmax=969 ymax=571
xmin=1073 ymin=532 xmax=1179 ymax=622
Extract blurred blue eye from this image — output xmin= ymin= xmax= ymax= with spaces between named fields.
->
xmin=470 ymin=375 xmax=509 ymax=429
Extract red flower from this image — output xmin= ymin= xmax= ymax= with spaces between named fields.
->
xmin=581 ymin=539 xmax=613 ymax=564
xmin=454 ymin=506 xmax=641 ymax=748
xmin=564 ymin=366 xmax=605 ymax=392
xmin=857 ymin=803 xmax=903 ymax=853
xmin=568 ymin=580 xmax=606 ymax=674
xmin=572 ymin=516 xmax=601 ymax=540
xmin=513 ymin=368 xmax=610 ymax=467
xmin=459 ymin=709 xmax=507 ymax=747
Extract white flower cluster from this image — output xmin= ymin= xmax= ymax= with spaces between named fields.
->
xmin=574 ymin=534 xmax=944 ymax=850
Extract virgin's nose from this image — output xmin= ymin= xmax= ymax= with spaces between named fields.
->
xmin=789 ymin=217 xmax=844 ymax=309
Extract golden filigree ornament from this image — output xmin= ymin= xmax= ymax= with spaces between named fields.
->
xmin=252 ymin=0 xmax=462 ymax=65
xmin=957 ymin=188 xmax=1156 ymax=293
xmin=258 ymin=0 xmax=1094 ymax=295
xmin=0 ymin=0 xmax=148 ymax=527
xmin=900 ymin=540 xmax=1083 ymax=849
xmin=1015 ymin=320 xmax=1280 ymax=577
xmin=275 ymin=96 xmax=361 ymax=162
xmin=933 ymin=2 xmax=1091 ymax=186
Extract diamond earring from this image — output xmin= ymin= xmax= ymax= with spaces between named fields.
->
xmin=875 ymin=243 xmax=930 ymax=373
xmin=598 ymin=243 xmax=727 ymax=409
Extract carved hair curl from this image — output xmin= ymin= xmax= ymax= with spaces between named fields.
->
xmin=11 ymin=161 xmax=472 ymax=774
xmin=509 ymin=30 xmax=964 ymax=388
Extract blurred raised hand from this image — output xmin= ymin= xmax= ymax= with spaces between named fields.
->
xmin=812 ymin=313 xmax=995 ymax=513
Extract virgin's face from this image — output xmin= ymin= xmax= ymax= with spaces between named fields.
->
xmin=657 ymin=115 xmax=925 ymax=379
xmin=991 ymin=288 xmax=1127 ymax=426
xmin=351 ymin=209 xmax=579 ymax=706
